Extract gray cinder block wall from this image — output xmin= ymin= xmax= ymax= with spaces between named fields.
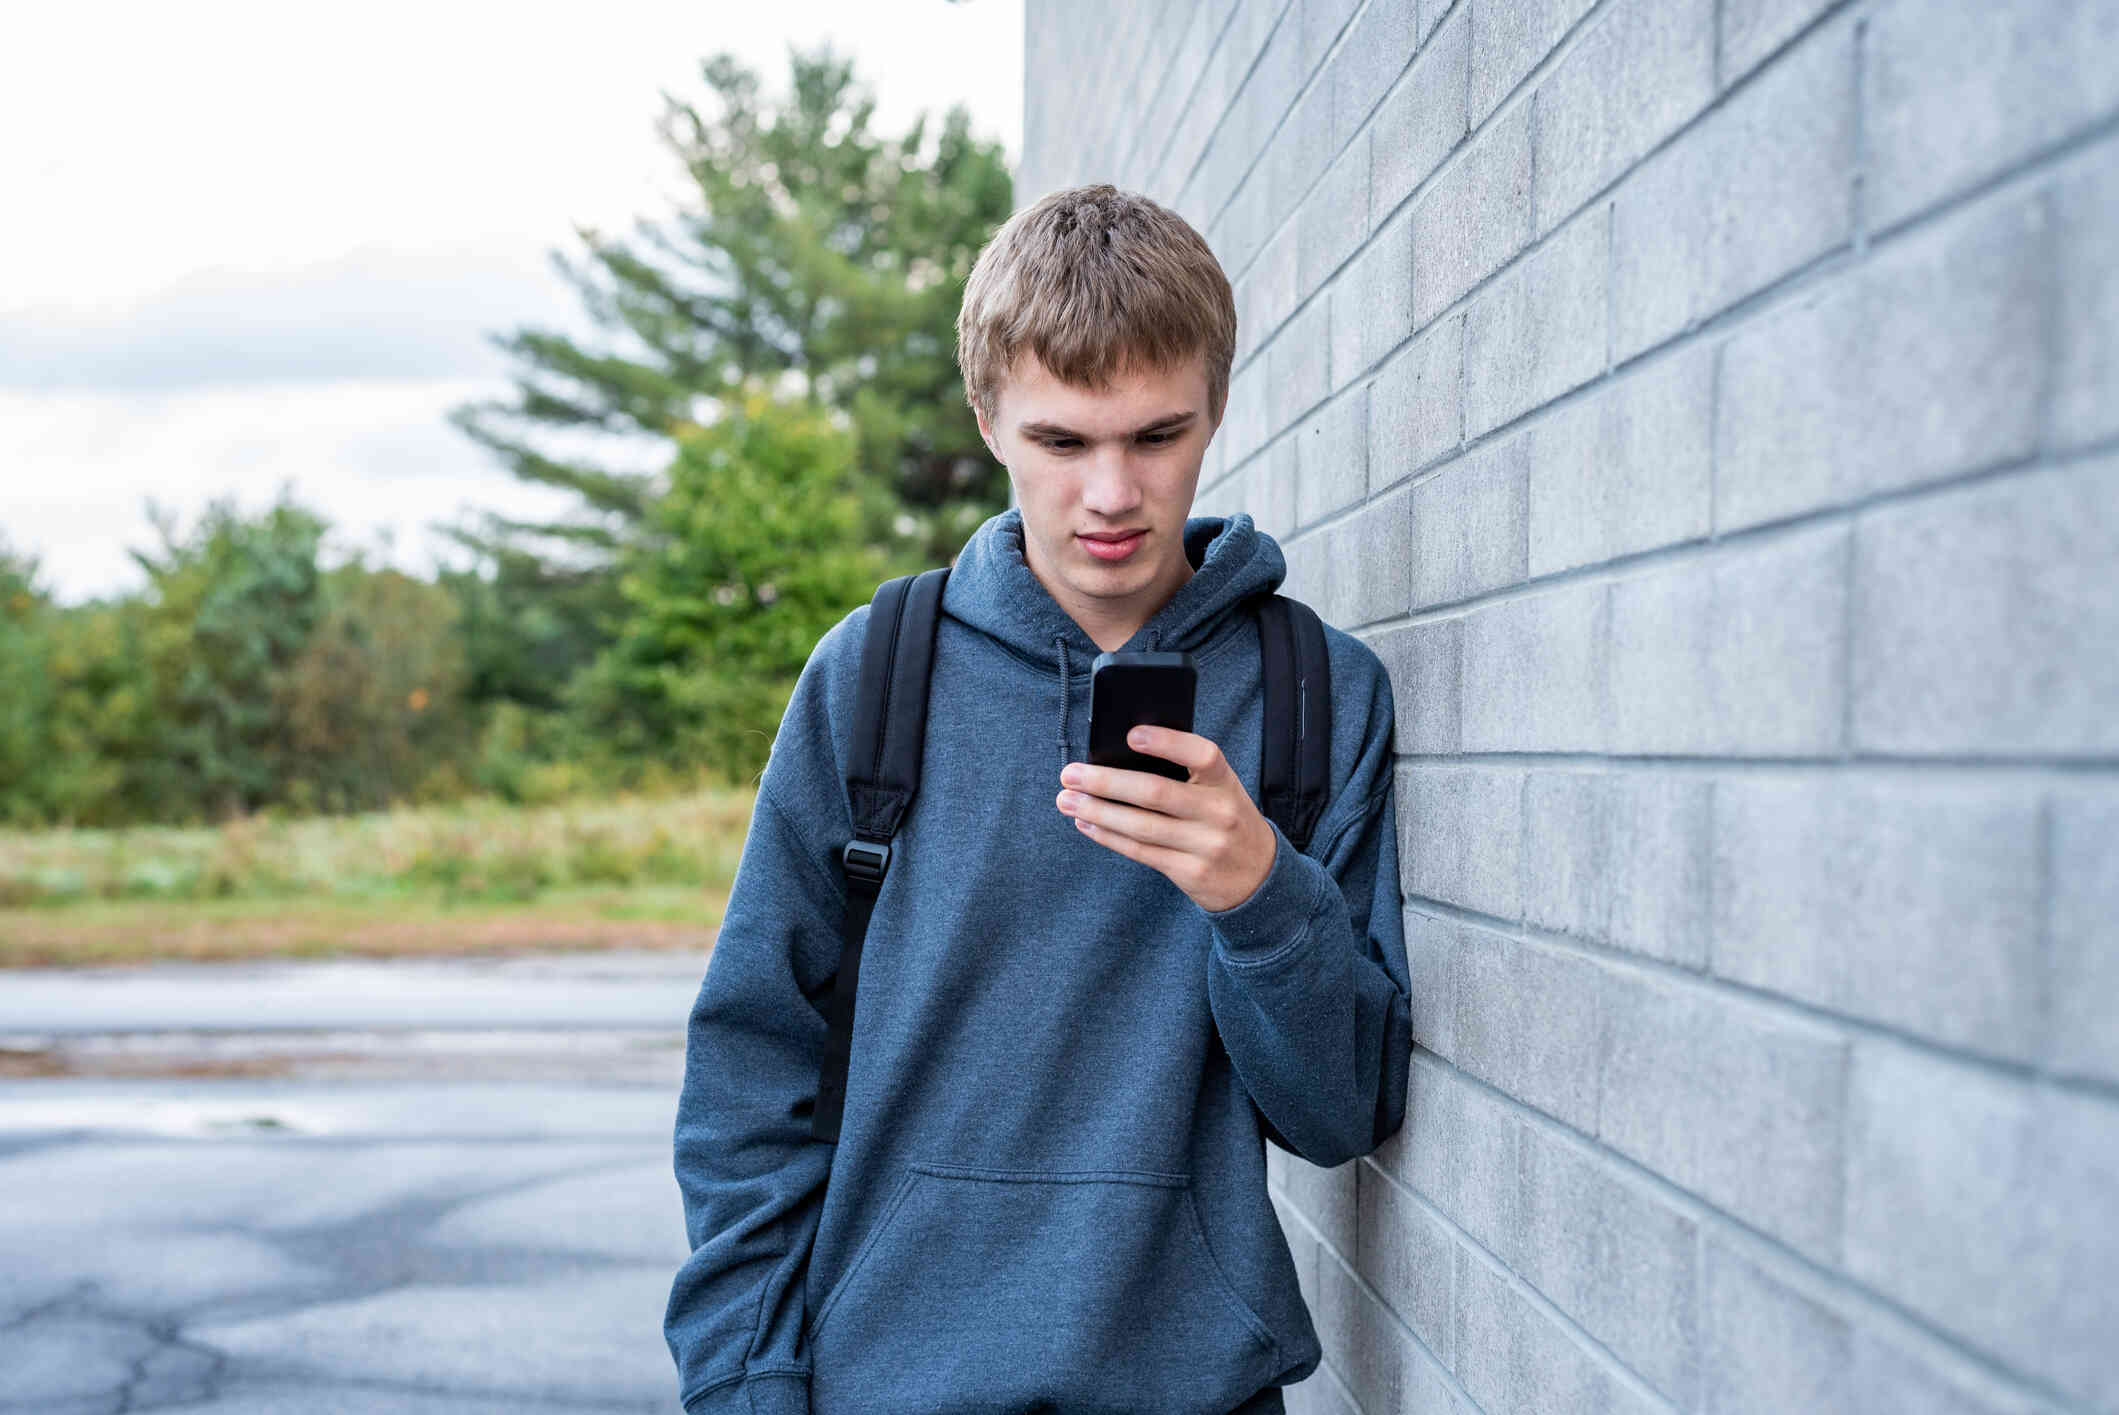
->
xmin=1017 ymin=1 xmax=2119 ymax=1411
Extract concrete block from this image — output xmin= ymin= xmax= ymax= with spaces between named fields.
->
xmin=1294 ymin=387 xmax=1369 ymax=528
xmin=1300 ymin=137 xmax=1372 ymax=301
xmin=1524 ymin=770 xmax=1712 ymax=969
xmin=1460 ymin=576 xmax=1610 ymax=753
xmin=1282 ymin=521 xmax=1328 ymax=607
xmin=1355 ymin=1163 xmax=1454 ymax=1365
xmin=1452 ymin=1247 xmax=1665 ymax=1415
xmin=1412 ymin=434 xmax=1529 ymax=609
xmin=1700 ymin=1237 xmax=1851 ymax=1415
xmin=1397 ymin=765 xmax=1524 ymax=920
xmin=1225 ymin=358 xmax=1270 ymax=469
xmin=1851 ymin=453 xmax=2119 ymax=756
xmin=1412 ymin=98 xmax=1533 ymax=327
xmin=1371 ymin=6 xmax=1470 ymax=219
xmin=1607 ymin=522 xmax=1848 ymax=757
xmin=1330 ymin=211 xmax=1416 ymax=391
xmin=1463 ymin=202 xmax=1608 ymax=438
xmin=1385 ymin=1054 xmax=1526 ymax=1266
xmin=1271 ymin=1182 xmax=1326 ymax=1332
xmin=1265 ymin=82 xmax=1336 ymax=217
xmin=1329 ymin=0 xmax=1420 ymax=151
xmin=1253 ymin=216 xmax=1303 ymax=358
xmin=1720 ymin=0 xmax=1839 ymax=85
xmin=1315 ymin=511 xmax=1366 ymax=629
xmin=1255 ymin=432 xmax=1301 ymax=542
xmin=1300 ymin=0 xmax=1363 ymax=79
xmin=1611 ymin=10 xmax=1855 ymax=362
xmin=1710 ymin=776 xmax=2044 ymax=1062
xmin=1349 ymin=479 xmax=1413 ymax=625
xmin=1526 ymin=343 xmax=1713 ymax=577
xmin=1280 ymin=1148 xmax=1361 ymax=1266
xmin=1370 ymin=616 xmax=1462 ymax=756
xmin=1316 ymin=1250 xmax=1416 ymax=1412
xmin=2050 ymin=789 xmax=2119 ymax=1084
xmin=1449 ymin=926 xmax=1605 ymax=1134
xmin=1865 ymin=0 xmax=2119 ymax=233
xmin=1715 ymin=189 xmax=2048 ymax=532
xmin=1598 ymin=969 xmax=1849 ymax=1264
xmin=1516 ymin=1124 xmax=1699 ymax=1404
xmin=1845 ymin=1040 xmax=2119 ymax=1413
xmin=1468 ymin=0 xmax=1595 ymax=130
xmin=1403 ymin=908 xmax=1458 ymax=1060
xmin=1849 ymin=1327 xmax=2050 ymax=1415
xmin=1529 ymin=0 xmax=1716 ymax=236
xmin=2053 ymin=138 xmax=2119 ymax=452
xmin=1268 ymin=298 xmax=1333 ymax=437
xmin=1371 ymin=310 xmax=1464 ymax=484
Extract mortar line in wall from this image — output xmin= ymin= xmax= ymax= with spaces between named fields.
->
xmin=1837 ymin=505 xmax=1858 ymax=760
xmin=1354 ymin=1155 xmax=1683 ymax=1413
xmin=1850 ymin=9 xmax=1869 ymax=254
xmin=1387 ymin=753 xmax=2119 ymax=783
xmin=1268 ymin=1179 xmax=1493 ymax=1412
xmin=1403 ymin=893 xmax=2119 ymax=1109
xmin=1707 ymin=340 xmax=1723 ymax=540
xmin=2034 ymin=186 xmax=2065 ymax=460
xmin=2034 ymin=794 xmax=2058 ymax=1105
xmin=1292 ymin=432 xmax=2119 ymax=639
xmin=1401 ymin=1048 xmax=2099 ymax=1415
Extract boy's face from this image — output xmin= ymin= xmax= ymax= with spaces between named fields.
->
xmin=975 ymin=349 xmax=1221 ymax=645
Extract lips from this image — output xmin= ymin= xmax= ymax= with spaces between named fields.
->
xmin=1079 ymin=530 xmax=1146 ymax=542
xmin=1078 ymin=528 xmax=1146 ymax=561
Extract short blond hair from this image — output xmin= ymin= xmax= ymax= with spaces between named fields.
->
xmin=955 ymin=184 xmax=1237 ymax=427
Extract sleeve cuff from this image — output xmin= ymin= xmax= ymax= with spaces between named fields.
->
xmin=683 ymin=1370 xmax=809 ymax=1415
xmin=1204 ymin=819 xmax=1331 ymax=964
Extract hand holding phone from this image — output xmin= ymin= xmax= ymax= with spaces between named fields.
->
xmin=1087 ymin=650 xmax=1198 ymax=782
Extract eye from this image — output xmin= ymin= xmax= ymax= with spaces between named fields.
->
xmin=1039 ymin=437 xmax=1081 ymax=452
xmin=1138 ymin=431 xmax=1178 ymax=445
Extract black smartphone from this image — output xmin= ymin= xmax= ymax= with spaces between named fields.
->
xmin=1087 ymin=650 xmax=1198 ymax=782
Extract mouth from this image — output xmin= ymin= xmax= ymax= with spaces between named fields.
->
xmin=1078 ymin=528 xmax=1147 ymax=561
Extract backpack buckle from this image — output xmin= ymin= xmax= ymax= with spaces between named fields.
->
xmin=841 ymin=838 xmax=891 ymax=886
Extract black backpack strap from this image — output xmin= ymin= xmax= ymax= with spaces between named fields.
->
xmin=811 ymin=566 xmax=948 ymax=1143
xmin=1255 ymin=593 xmax=1332 ymax=855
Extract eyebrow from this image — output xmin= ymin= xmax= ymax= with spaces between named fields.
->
xmin=1017 ymin=411 xmax=1198 ymax=439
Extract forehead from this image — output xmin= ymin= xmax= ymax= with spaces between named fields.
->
xmin=998 ymin=350 xmax=1209 ymax=432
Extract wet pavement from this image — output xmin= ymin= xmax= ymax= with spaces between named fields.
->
xmin=0 ymin=948 xmax=706 ymax=1413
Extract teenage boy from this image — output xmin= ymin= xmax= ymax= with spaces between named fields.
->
xmin=664 ymin=183 xmax=1412 ymax=1415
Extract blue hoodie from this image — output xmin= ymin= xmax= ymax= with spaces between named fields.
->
xmin=665 ymin=505 xmax=1412 ymax=1415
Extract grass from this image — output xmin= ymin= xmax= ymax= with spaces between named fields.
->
xmin=0 ymin=789 xmax=758 ymax=968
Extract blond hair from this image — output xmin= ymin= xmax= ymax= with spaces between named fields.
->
xmin=955 ymin=184 xmax=1237 ymax=426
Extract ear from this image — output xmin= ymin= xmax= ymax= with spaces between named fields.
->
xmin=973 ymin=400 xmax=1003 ymax=462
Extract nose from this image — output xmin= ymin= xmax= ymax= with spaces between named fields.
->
xmin=1079 ymin=443 xmax=1144 ymax=517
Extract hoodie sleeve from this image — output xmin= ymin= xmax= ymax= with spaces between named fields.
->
xmin=664 ymin=617 xmax=858 ymax=1415
xmin=1203 ymin=654 xmax=1411 ymax=1171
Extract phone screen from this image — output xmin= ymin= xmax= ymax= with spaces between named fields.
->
xmin=1087 ymin=651 xmax=1198 ymax=782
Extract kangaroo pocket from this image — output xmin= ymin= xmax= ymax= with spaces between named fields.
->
xmin=807 ymin=1161 xmax=1281 ymax=1414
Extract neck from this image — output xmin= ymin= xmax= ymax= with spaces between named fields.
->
xmin=1027 ymin=534 xmax=1195 ymax=655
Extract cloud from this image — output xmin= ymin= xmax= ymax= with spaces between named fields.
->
xmin=0 ymin=378 xmax=654 ymax=602
xmin=0 ymin=240 xmax=593 ymax=394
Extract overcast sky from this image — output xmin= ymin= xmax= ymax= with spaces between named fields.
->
xmin=0 ymin=0 xmax=1023 ymax=602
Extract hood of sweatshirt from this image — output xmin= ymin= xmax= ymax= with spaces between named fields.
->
xmin=665 ymin=499 xmax=1412 ymax=1415
xmin=942 ymin=504 xmax=1289 ymax=775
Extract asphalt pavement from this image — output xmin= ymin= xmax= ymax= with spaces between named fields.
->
xmin=0 ymin=948 xmax=708 ymax=1414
